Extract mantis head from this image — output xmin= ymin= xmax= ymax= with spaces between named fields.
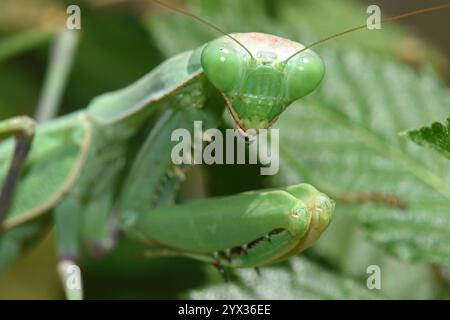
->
xmin=201 ymin=33 xmax=325 ymax=133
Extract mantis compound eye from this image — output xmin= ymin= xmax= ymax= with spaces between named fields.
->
xmin=201 ymin=40 xmax=245 ymax=92
xmin=285 ymin=50 xmax=325 ymax=101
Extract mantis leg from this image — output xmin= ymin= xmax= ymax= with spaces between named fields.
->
xmin=35 ymin=30 xmax=79 ymax=123
xmin=54 ymin=182 xmax=122 ymax=300
xmin=53 ymin=138 xmax=125 ymax=299
xmin=77 ymin=135 xmax=128 ymax=255
xmin=119 ymin=108 xmax=192 ymax=229
xmin=54 ymin=197 xmax=83 ymax=300
xmin=0 ymin=116 xmax=36 ymax=228
xmin=119 ymin=101 xmax=222 ymax=231
xmin=81 ymin=168 xmax=123 ymax=256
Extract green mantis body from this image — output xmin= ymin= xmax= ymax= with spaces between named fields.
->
xmin=0 ymin=32 xmax=332 ymax=298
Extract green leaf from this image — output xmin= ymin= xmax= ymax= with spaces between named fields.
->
xmin=311 ymin=205 xmax=441 ymax=299
xmin=188 ymin=257 xmax=384 ymax=299
xmin=404 ymin=119 xmax=450 ymax=160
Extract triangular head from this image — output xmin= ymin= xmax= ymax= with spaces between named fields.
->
xmin=201 ymin=33 xmax=325 ymax=132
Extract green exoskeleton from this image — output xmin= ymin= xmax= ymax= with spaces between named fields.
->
xmin=0 ymin=31 xmax=330 ymax=299
xmin=0 ymin=1 xmax=448 ymax=299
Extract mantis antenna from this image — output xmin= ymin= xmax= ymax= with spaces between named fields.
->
xmin=151 ymin=0 xmax=255 ymax=59
xmin=285 ymin=3 xmax=450 ymax=62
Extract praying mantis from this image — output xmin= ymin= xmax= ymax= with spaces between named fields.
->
xmin=0 ymin=1 xmax=448 ymax=299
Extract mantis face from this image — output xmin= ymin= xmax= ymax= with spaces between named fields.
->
xmin=201 ymin=33 xmax=325 ymax=132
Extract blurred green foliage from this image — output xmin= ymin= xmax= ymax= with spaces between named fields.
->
xmin=0 ymin=0 xmax=449 ymax=299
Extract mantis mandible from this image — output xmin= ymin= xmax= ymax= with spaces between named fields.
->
xmin=0 ymin=1 xmax=448 ymax=299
